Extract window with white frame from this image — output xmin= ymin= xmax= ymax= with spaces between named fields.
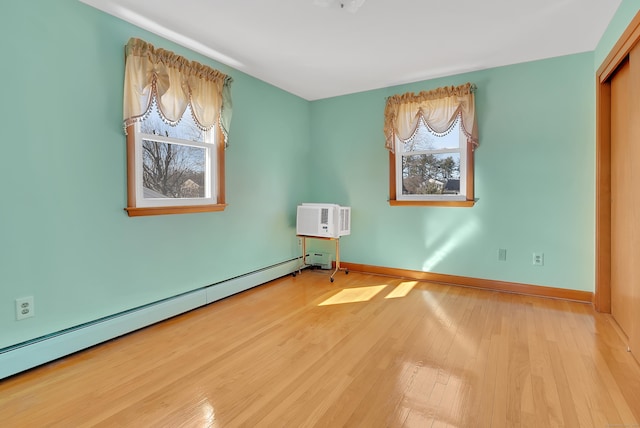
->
xmin=384 ymin=83 xmax=478 ymax=207
xmin=122 ymin=38 xmax=232 ymax=217
xmin=134 ymin=104 xmax=215 ymax=207
xmin=397 ymin=115 xmax=466 ymax=201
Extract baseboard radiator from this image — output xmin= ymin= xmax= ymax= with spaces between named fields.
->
xmin=0 ymin=258 xmax=301 ymax=380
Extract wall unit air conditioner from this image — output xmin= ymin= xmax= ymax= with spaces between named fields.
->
xmin=296 ymin=203 xmax=351 ymax=238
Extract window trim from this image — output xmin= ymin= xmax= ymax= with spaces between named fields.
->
xmin=388 ymin=142 xmax=475 ymax=207
xmin=125 ymin=123 xmax=227 ymax=217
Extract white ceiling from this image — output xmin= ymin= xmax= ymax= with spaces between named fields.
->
xmin=80 ymin=0 xmax=621 ymax=101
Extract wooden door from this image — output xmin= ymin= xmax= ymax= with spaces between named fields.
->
xmin=610 ymin=44 xmax=640 ymax=358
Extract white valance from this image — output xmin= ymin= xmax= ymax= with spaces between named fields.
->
xmin=123 ymin=38 xmax=233 ymax=145
xmin=384 ymin=83 xmax=478 ymax=152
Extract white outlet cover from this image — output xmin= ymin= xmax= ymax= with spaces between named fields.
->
xmin=15 ymin=296 xmax=34 ymax=320
xmin=533 ymin=253 xmax=544 ymax=266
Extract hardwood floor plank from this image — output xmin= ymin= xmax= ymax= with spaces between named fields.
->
xmin=1 ymin=271 xmax=639 ymax=427
xmin=525 ymin=304 xmax=563 ymax=427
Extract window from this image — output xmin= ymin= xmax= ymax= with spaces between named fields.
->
xmin=122 ymin=38 xmax=232 ymax=217
xmin=133 ymin=104 xmax=216 ymax=207
xmin=384 ymin=83 xmax=478 ymax=207
xmin=397 ymin=115 xmax=466 ymax=201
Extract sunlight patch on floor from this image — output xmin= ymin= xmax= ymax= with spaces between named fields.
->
xmin=318 ymin=285 xmax=388 ymax=306
xmin=385 ymin=281 xmax=418 ymax=299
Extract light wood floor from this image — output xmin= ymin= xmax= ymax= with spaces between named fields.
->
xmin=1 ymin=271 xmax=639 ymax=427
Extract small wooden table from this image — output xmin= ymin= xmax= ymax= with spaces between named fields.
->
xmin=297 ymin=235 xmax=348 ymax=282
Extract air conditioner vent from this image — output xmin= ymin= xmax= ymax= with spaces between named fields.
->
xmin=320 ymin=208 xmax=329 ymax=225
xmin=340 ymin=209 xmax=349 ymax=233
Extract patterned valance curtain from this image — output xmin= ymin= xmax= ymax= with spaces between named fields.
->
xmin=384 ymin=82 xmax=478 ymax=152
xmin=123 ymin=38 xmax=233 ymax=146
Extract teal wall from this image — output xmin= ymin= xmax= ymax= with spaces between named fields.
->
xmin=309 ymin=53 xmax=595 ymax=291
xmin=595 ymin=0 xmax=640 ymax=69
xmin=0 ymin=0 xmax=630 ymax=350
xmin=0 ymin=0 xmax=310 ymax=349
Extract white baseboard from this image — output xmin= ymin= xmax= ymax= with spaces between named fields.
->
xmin=0 ymin=258 xmax=301 ymax=380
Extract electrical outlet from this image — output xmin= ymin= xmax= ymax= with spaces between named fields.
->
xmin=498 ymin=248 xmax=507 ymax=261
xmin=533 ymin=252 xmax=544 ymax=266
xmin=15 ymin=296 xmax=34 ymax=320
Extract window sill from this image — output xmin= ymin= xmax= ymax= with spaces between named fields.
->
xmin=388 ymin=199 xmax=476 ymax=207
xmin=125 ymin=204 xmax=228 ymax=217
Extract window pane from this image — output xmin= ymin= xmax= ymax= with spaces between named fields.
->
xmin=142 ymin=140 xmax=207 ymax=199
xmin=402 ymin=153 xmax=460 ymax=195
xmin=140 ymin=104 xmax=207 ymax=143
xmin=403 ymin=117 xmax=460 ymax=152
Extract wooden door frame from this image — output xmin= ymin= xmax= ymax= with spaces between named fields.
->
xmin=595 ymin=11 xmax=640 ymax=312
